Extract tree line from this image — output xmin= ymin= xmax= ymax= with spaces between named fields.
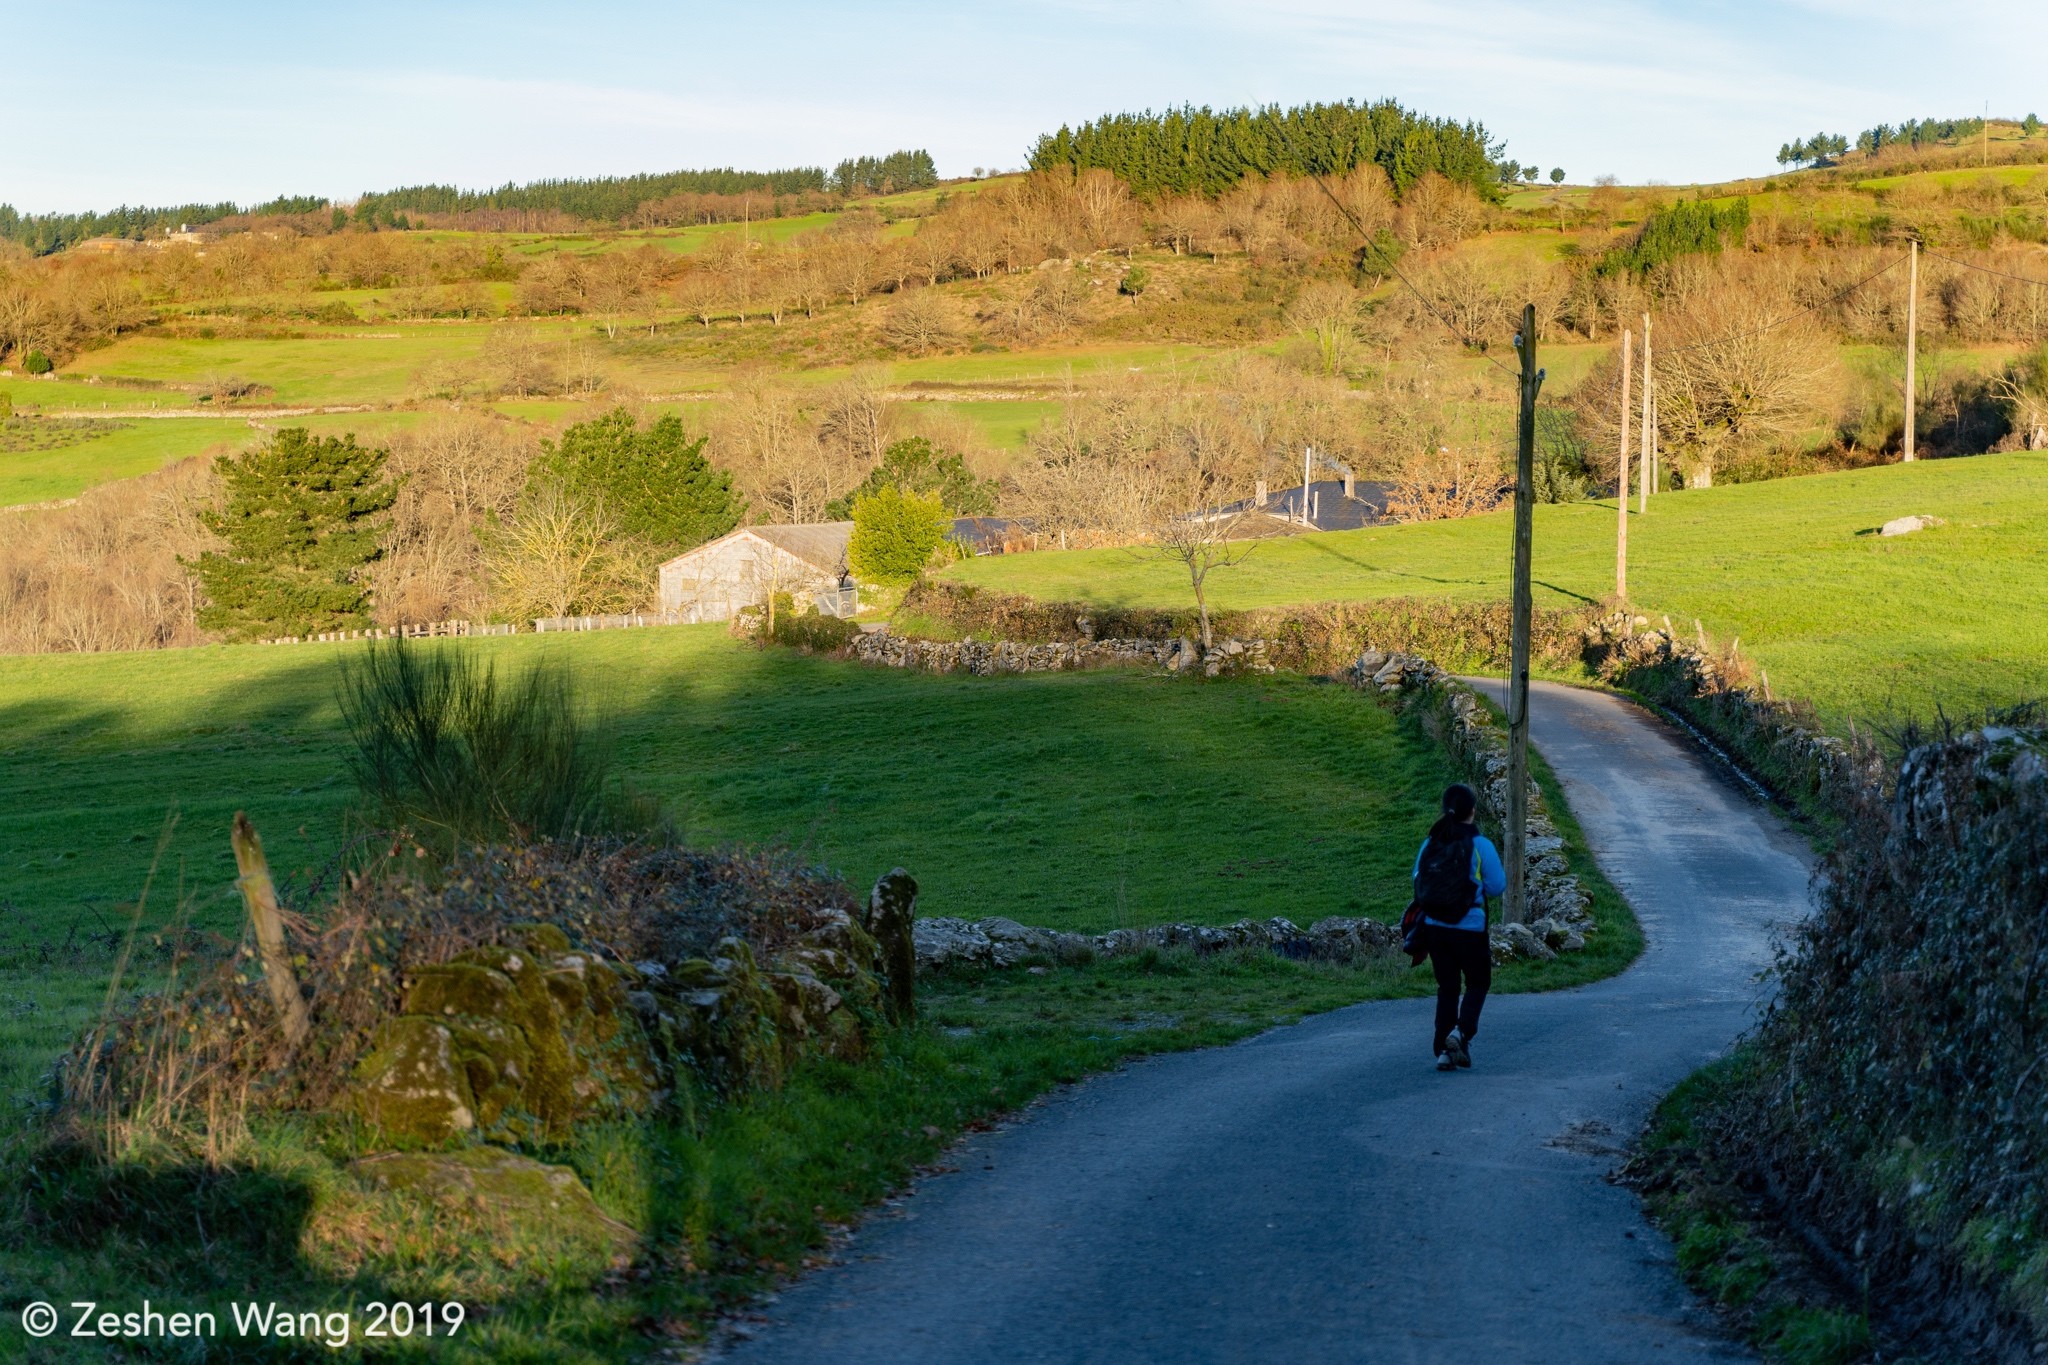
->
xmin=0 ymin=151 xmax=942 ymax=255
xmin=1027 ymin=99 xmax=1502 ymax=201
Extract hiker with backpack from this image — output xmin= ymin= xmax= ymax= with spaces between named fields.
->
xmin=1402 ymin=783 xmax=1507 ymax=1072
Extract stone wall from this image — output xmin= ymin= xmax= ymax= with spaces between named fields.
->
xmin=847 ymin=631 xmax=1278 ymax=678
xmin=1582 ymin=612 xmax=1884 ymax=816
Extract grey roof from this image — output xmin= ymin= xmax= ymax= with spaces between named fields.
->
xmin=748 ymin=521 xmax=853 ymax=574
xmin=1214 ymin=480 xmax=1394 ymax=532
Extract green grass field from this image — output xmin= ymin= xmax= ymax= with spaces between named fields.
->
xmin=946 ymin=452 xmax=2048 ymax=729
xmin=0 ymin=624 xmax=1468 ymax=1097
xmin=0 ymin=409 xmax=450 ymax=506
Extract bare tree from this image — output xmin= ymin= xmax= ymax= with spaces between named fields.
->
xmin=486 ymin=485 xmax=634 ymax=620
xmin=1285 ymin=281 xmax=1359 ymax=375
xmin=1139 ymin=460 xmax=1256 ymax=651
xmin=1655 ymin=272 xmax=1841 ymax=486
xmin=879 ymin=290 xmax=962 ymax=354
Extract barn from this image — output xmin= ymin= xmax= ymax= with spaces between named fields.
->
xmin=656 ymin=522 xmax=858 ymax=622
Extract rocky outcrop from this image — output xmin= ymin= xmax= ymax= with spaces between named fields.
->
xmin=848 ymin=632 xmax=1277 ymax=679
xmin=351 ymin=1147 xmax=636 ymax=1253
xmin=351 ymin=909 xmax=890 ymax=1143
xmin=352 ymin=925 xmax=661 ymax=1145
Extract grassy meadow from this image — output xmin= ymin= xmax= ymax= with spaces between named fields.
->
xmin=946 ymin=451 xmax=2048 ymax=730
xmin=0 ymin=624 xmax=1481 ymax=1096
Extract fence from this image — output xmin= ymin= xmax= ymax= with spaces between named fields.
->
xmin=261 ymin=620 xmax=517 ymax=646
xmin=532 ymin=610 xmax=698 ymax=633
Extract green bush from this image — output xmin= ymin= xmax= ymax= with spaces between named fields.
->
xmin=23 ymin=349 xmax=54 ymax=375
xmin=849 ymin=485 xmax=951 ymax=586
xmin=338 ymin=638 xmax=662 ymax=853
xmin=767 ymin=610 xmax=860 ymax=653
xmin=825 ymin=436 xmax=996 ymax=520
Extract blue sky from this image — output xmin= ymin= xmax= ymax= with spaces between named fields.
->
xmin=5 ymin=0 xmax=2044 ymax=213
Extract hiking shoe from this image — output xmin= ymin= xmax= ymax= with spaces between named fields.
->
xmin=1435 ymin=1050 xmax=1456 ymax=1072
xmin=1446 ymin=1029 xmax=1472 ymax=1069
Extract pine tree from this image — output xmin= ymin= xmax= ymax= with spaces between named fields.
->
xmin=530 ymin=407 xmax=744 ymax=553
xmin=191 ymin=428 xmax=395 ymax=640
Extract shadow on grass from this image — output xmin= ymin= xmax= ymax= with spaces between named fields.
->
xmin=0 ymin=630 xmax=1646 ymax=1357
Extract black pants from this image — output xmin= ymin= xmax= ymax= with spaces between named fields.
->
xmin=1428 ymin=926 xmax=1492 ymax=1053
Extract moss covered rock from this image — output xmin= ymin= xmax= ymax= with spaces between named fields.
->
xmin=353 ymin=934 xmax=658 ymax=1145
xmin=350 ymin=1147 xmax=634 ymax=1256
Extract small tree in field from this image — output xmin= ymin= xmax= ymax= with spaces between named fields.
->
xmin=1138 ymin=459 xmax=1255 ymax=652
xmin=191 ymin=428 xmax=395 ymax=640
xmin=848 ymin=485 xmax=950 ymax=586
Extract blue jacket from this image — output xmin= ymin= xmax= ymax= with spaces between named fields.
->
xmin=1414 ymin=832 xmax=1507 ymax=932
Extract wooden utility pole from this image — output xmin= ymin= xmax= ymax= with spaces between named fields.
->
xmin=1506 ymin=304 xmax=1543 ymax=926
xmin=1904 ymin=239 xmax=1919 ymax=462
xmin=1617 ymin=328 xmax=1632 ymax=601
xmin=1639 ymin=313 xmax=1655 ymax=512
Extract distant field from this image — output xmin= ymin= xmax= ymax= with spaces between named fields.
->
xmin=0 ymin=625 xmax=1457 ymax=1093
xmin=946 ymin=452 xmax=2048 ymax=729
xmin=0 ymin=409 xmax=445 ymax=506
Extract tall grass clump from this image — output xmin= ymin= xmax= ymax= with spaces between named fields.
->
xmin=338 ymin=638 xmax=663 ymax=853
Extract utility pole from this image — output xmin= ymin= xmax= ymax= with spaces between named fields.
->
xmin=1904 ymin=239 xmax=1919 ymax=462
xmin=1302 ymin=445 xmax=1313 ymax=526
xmin=1506 ymin=303 xmax=1543 ymax=926
xmin=1617 ymin=327 xmax=1632 ymax=602
xmin=1639 ymin=313 xmax=1655 ymax=512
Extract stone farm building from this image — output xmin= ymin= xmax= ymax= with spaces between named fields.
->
xmin=657 ymin=522 xmax=857 ymax=622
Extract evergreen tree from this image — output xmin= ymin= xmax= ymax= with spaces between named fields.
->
xmin=824 ymin=437 xmax=997 ymax=520
xmin=191 ymin=428 xmax=395 ymax=640
xmin=530 ymin=407 xmax=744 ymax=553
xmin=1027 ymin=99 xmax=1503 ymax=201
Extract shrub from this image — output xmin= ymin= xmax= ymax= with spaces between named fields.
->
xmin=767 ymin=608 xmax=860 ymax=653
xmin=848 ymin=485 xmax=950 ymax=586
xmin=338 ymin=637 xmax=662 ymax=853
xmin=23 ymin=349 xmax=53 ymax=374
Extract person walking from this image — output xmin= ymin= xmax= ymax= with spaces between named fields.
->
xmin=1412 ymin=783 xmax=1506 ymax=1072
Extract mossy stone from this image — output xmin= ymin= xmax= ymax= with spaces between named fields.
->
xmin=353 ymin=1017 xmax=476 ymax=1143
xmin=350 ymin=1147 xmax=634 ymax=1254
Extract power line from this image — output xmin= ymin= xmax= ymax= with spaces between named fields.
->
xmin=1274 ymin=131 xmax=1521 ymax=382
xmin=1659 ymin=253 xmax=1906 ymax=355
xmin=1919 ymin=245 xmax=2048 ymax=290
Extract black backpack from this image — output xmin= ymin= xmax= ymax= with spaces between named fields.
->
xmin=1413 ymin=832 xmax=1479 ymax=920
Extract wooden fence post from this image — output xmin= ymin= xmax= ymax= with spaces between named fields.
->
xmin=867 ymin=868 xmax=920 ymax=1025
xmin=230 ymin=812 xmax=310 ymax=1047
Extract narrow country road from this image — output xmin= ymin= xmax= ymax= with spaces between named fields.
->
xmin=718 ymin=682 xmax=1813 ymax=1364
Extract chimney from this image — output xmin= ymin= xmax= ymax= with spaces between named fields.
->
xmin=1254 ymin=479 xmax=1267 ymax=507
xmin=1343 ymin=472 xmax=1355 ymax=499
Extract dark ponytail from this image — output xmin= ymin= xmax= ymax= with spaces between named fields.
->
xmin=1429 ymin=783 xmax=1479 ymax=841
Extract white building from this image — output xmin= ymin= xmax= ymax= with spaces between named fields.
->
xmin=656 ymin=522 xmax=858 ymax=622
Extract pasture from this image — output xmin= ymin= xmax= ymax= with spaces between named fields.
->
xmin=945 ymin=451 xmax=2048 ymax=729
xmin=0 ymin=624 xmax=1474 ymax=1095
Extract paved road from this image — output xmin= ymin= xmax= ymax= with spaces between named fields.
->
xmin=719 ymin=682 xmax=1812 ymax=1364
